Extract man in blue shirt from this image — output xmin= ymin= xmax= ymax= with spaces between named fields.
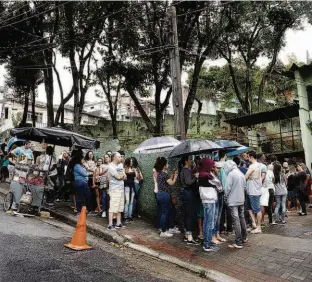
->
xmin=11 ymin=141 xmax=34 ymax=160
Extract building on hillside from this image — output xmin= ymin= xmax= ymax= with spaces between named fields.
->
xmin=84 ymin=93 xmax=156 ymax=121
xmin=0 ymin=92 xmax=104 ymax=133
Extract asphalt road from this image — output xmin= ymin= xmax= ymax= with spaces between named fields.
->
xmin=0 ymin=196 xmax=208 ymax=282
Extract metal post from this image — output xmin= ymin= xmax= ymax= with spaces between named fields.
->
xmin=169 ymin=6 xmax=186 ymax=140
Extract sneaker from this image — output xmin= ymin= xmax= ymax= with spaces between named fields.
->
xmin=56 ymin=199 xmax=60 ymax=203
xmin=168 ymin=228 xmax=181 ymax=234
xmin=246 ymin=227 xmax=252 ymax=232
xmin=187 ymin=240 xmax=200 ymax=246
xmin=125 ymin=218 xmax=131 ymax=224
xmin=115 ymin=224 xmax=124 ymax=229
xmin=198 ymin=235 xmax=204 ymax=240
xmin=281 ymin=221 xmax=286 ymax=224
xmin=203 ymin=245 xmax=219 ymax=252
xmin=107 ymin=225 xmax=115 ymax=231
xmin=160 ymin=231 xmax=173 ymax=238
xmin=251 ymin=228 xmax=262 ymax=234
xmin=271 ymin=221 xmax=278 ymax=225
xmin=101 ymin=211 xmax=106 ymax=218
xmin=299 ymin=212 xmax=307 ymax=216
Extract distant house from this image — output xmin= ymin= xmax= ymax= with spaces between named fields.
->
xmin=0 ymin=92 xmax=105 ymax=132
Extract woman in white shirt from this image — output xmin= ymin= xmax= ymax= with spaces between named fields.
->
xmin=261 ymin=164 xmax=274 ymax=225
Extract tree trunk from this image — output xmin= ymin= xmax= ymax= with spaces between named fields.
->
xmin=154 ymin=86 xmax=163 ymax=136
xmin=19 ymin=93 xmax=29 ymax=127
xmin=31 ymin=86 xmax=36 ymax=127
xmin=195 ymin=98 xmax=203 ymax=134
xmin=184 ymin=56 xmax=205 ymax=133
xmin=43 ymin=49 xmax=55 ymax=127
xmin=126 ymin=85 xmax=155 ymax=133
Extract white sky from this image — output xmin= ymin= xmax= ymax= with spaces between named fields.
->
xmin=1 ymin=22 xmax=312 ymax=105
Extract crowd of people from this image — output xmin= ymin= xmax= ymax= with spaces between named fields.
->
xmin=1 ymin=138 xmax=312 ymax=253
xmin=153 ymin=150 xmax=312 ymax=252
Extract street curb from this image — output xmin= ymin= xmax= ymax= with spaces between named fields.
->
xmin=0 ymin=187 xmax=240 ymax=282
xmin=125 ymin=242 xmax=241 ymax=282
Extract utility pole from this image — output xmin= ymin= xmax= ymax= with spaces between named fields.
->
xmin=169 ymin=6 xmax=186 ymax=140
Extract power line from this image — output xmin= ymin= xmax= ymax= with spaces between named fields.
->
xmin=0 ymin=2 xmax=30 ymax=22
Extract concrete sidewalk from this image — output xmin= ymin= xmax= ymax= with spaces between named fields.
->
xmin=1 ymin=184 xmax=312 ymax=282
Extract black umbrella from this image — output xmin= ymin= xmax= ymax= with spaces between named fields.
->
xmin=168 ymin=139 xmax=222 ymax=158
xmin=10 ymin=127 xmax=100 ymax=149
xmin=215 ymin=140 xmax=243 ymax=150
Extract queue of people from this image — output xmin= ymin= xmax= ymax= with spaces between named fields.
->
xmin=153 ymin=150 xmax=312 ymax=252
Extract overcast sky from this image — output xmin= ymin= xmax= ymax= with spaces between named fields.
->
xmin=1 ymin=22 xmax=312 ymax=105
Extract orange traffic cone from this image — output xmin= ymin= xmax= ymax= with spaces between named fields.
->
xmin=64 ymin=206 xmax=92 ymax=251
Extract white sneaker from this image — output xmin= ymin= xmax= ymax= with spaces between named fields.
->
xmin=160 ymin=231 xmax=173 ymax=238
xmin=168 ymin=228 xmax=181 ymax=234
xmin=102 ymin=211 xmax=106 ymax=218
xmin=251 ymin=228 xmax=262 ymax=234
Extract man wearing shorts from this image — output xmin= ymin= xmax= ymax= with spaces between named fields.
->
xmin=245 ymin=150 xmax=263 ymax=234
xmin=107 ymin=152 xmax=126 ymax=230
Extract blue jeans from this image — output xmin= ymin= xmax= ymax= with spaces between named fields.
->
xmin=214 ymin=193 xmax=223 ymax=234
xmin=132 ymin=182 xmax=141 ymax=215
xmin=228 ymin=205 xmax=247 ymax=246
xmin=203 ymin=202 xmax=216 ymax=248
xmin=274 ymin=195 xmax=286 ymax=221
xmin=157 ymin=191 xmax=171 ymax=232
xmin=181 ymin=189 xmax=195 ymax=235
xmin=124 ymin=185 xmax=135 ymax=219
xmin=101 ymin=190 xmax=110 ymax=212
xmin=75 ymin=180 xmax=91 ymax=213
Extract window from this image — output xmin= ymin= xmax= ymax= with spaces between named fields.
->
xmin=27 ymin=112 xmax=43 ymax=123
xmin=4 ymin=108 xmax=8 ymax=119
xmin=306 ymin=85 xmax=312 ymax=110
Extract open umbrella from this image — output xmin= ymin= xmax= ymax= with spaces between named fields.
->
xmin=215 ymin=140 xmax=243 ymax=149
xmin=227 ymin=146 xmax=249 ymax=157
xmin=133 ymin=136 xmax=181 ymax=154
xmin=169 ymin=139 xmax=222 ymax=158
xmin=10 ymin=127 xmax=100 ymax=149
xmin=7 ymin=137 xmax=26 ymax=151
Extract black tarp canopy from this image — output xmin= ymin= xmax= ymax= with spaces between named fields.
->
xmin=10 ymin=127 xmax=100 ymax=149
xmin=225 ymin=104 xmax=299 ymax=127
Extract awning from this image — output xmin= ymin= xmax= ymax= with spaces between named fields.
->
xmin=225 ymin=104 xmax=299 ymax=127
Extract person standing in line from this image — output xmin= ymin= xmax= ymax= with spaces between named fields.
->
xmin=233 ymin=156 xmax=252 ymax=229
xmin=257 ymin=154 xmax=268 ymax=226
xmin=124 ymin=157 xmax=138 ymax=223
xmin=43 ymin=146 xmax=58 ymax=205
xmin=153 ymin=160 xmax=161 ymax=231
xmin=264 ymin=164 xmax=275 ymax=225
xmin=84 ymin=151 xmax=97 ymax=213
xmin=272 ymin=163 xmax=288 ymax=224
xmin=286 ymin=165 xmax=297 ymax=211
xmin=179 ymin=155 xmax=200 ymax=245
xmin=211 ymin=162 xmax=226 ymax=243
xmin=218 ymin=150 xmax=233 ymax=235
xmin=100 ymin=154 xmax=110 ymax=218
xmin=132 ymin=157 xmax=143 ymax=218
xmin=245 ymin=150 xmax=263 ymax=234
xmin=295 ymin=164 xmax=308 ymax=216
xmin=223 ymin=160 xmax=247 ymax=249
xmin=56 ymin=151 xmax=70 ymax=202
xmin=93 ymin=158 xmax=105 ymax=213
xmin=73 ymin=152 xmax=91 ymax=214
xmin=198 ymin=158 xmax=219 ymax=252
xmin=107 ymin=152 xmax=126 ymax=230
xmin=156 ymin=157 xmax=178 ymax=238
